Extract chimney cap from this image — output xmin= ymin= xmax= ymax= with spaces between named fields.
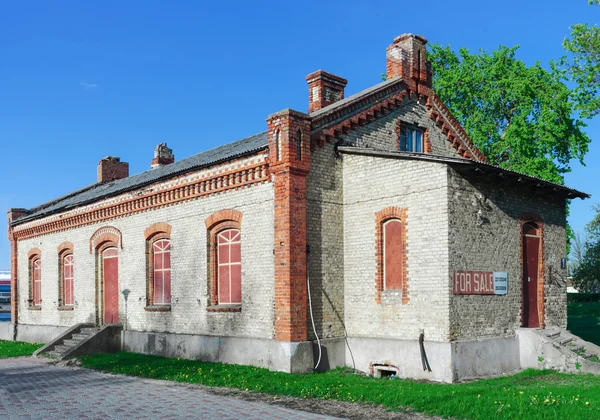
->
xmin=305 ymin=70 xmax=348 ymax=87
xmin=392 ymin=33 xmax=428 ymax=44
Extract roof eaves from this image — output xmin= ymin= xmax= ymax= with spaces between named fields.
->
xmin=337 ymin=146 xmax=590 ymax=199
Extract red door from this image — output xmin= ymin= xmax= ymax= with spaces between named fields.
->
xmin=523 ymin=224 xmax=540 ymax=328
xmin=103 ymin=248 xmax=119 ymax=324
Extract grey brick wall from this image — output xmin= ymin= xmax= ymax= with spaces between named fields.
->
xmin=342 ymin=154 xmax=451 ymax=342
xmin=306 ymin=142 xmax=346 ymax=340
xmin=447 ymin=168 xmax=568 ymax=340
xmin=16 ymin=180 xmax=275 ymax=339
xmin=343 ymin=98 xmax=459 ymax=157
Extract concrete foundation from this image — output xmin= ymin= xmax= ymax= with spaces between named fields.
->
xmin=15 ymin=324 xmax=69 ymax=344
xmin=0 ymin=323 xmax=14 ymax=341
xmin=451 ymin=336 xmax=520 ymax=381
xmin=121 ymin=330 xmax=315 ymax=373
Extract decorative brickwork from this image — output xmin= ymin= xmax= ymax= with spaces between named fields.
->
xmin=205 ymin=210 xmax=243 ymax=308
xmin=267 ymin=109 xmax=311 ymax=342
xmin=144 ymin=222 xmax=172 ymax=240
xmin=90 ymin=226 xmax=122 ymax=253
xmin=375 ymin=207 xmax=409 ymax=304
xmin=520 ymin=212 xmax=545 ymax=329
xmin=13 ymin=157 xmax=268 ymax=241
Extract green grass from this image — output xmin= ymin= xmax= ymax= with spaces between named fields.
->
xmin=80 ymin=352 xmax=600 ymax=419
xmin=0 ymin=340 xmax=42 ymax=358
xmin=568 ymin=301 xmax=600 ymax=346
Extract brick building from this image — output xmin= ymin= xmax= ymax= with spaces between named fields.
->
xmin=6 ymin=34 xmax=589 ymax=382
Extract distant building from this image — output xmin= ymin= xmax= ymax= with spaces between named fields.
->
xmin=6 ymin=33 xmax=590 ymax=382
xmin=0 ymin=270 xmax=10 ymax=321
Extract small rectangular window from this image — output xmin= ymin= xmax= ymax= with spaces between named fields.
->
xmin=399 ymin=126 xmax=424 ymax=153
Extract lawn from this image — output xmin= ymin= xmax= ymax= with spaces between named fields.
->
xmin=567 ymin=301 xmax=600 ymax=346
xmin=0 ymin=340 xmax=42 ymax=358
xmin=80 ymin=352 xmax=600 ymax=419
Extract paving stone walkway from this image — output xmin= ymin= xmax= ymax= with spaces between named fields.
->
xmin=0 ymin=357 xmax=338 ymax=419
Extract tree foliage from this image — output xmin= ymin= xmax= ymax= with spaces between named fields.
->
xmin=428 ymin=44 xmax=590 ymax=184
xmin=573 ymin=205 xmax=600 ymax=292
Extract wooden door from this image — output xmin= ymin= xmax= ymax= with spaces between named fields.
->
xmin=522 ymin=223 xmax=540 ymax=328
xmin=102 ymin=248 xmax=119 ymax=324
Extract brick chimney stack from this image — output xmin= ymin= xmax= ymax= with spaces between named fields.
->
xmin=305 ymin=70 xmax=348 ymax=113
xmin=151 ymin=143 xmax=175 ymax=169
xmin=97 ymin=156 xmax=129 ymax=183
xmin=386 ymin=34 xmax=432 ymax=89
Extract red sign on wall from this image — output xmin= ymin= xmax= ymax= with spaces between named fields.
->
xmin=452 ymin=271 xmax=495 ymax=295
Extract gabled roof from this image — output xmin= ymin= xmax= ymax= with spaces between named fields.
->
xmin=12 ymin=132 xmax=268 ymax=226
xmin=338 ymin=146 xmax=590 ymax=199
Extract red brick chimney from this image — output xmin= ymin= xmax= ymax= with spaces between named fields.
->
xmin=151 ymin=143 xmax=175 ymax=169
xmin=386 ymin=34 xmax=432 ymax=89
xmin=305 ymin=70 xmax=348 ymax=113
xmin=97 ymin=156 xmax=129 ymax=183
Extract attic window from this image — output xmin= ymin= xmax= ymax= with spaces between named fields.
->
xmin=399 ymin=125 xmax=423 ymax=153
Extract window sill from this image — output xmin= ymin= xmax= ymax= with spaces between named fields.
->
xmin=58 ymin=306 xmax=74 ymax=311
xmin=28 ymin=306 xmax=42 ymax=311
xmin=206 ymin=304 xmax=241 ymax=313
xmin=144 ymin=305 xmax=171 ymax=312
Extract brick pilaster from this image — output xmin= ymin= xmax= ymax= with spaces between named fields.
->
xmin=267 ymin=109 xmax=311 ymax=342
xmin=7 ymin=209 xmax=27 ymax=325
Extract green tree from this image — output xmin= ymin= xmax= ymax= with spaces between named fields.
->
xmin=428 ymin=44 xmax=590 ymax=184
xmin=573 ymin=205 xmax=600 ymax=292
xmin=562 ymin=1 xmax=600 ymax=118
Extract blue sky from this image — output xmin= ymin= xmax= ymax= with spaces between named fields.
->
xmin=0 ymin=0 xmax=598 ymax=268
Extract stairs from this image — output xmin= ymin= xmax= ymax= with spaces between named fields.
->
xmin=34 ymin=323 xmax=121 ymax=361
xmin=517 ymin=327 xmax=600 ymax=375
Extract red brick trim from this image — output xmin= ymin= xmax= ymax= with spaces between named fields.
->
xmin=57 ymin=241 xmax=74 ymax=255
xmin=267 ymin=110 xmax=311 ymax=342
xmin=423 ymin=128 xmax=432 ymax=153
xmin=90 ymin=226 xmax=122 ymax=253
xmin=204 ymin=209 xmax=243 ymax=230
xmin=375 ymin=207 xmax=408 ymax=304
xmin=144 ymin=222 xmax=172 ymax=240
xmin=12 ymin=156 xmax=268 ymax=241
xmin=520 ymin=212 xmax=545 ymax=328
xmin=205 ymin=211 xmax=243 ymax=307
xmin=27 ymin=248 xmax=42 ymax=260
xmin=425 ymin=94 xmax=488 ymax=162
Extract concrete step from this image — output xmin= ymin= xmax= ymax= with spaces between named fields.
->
xmin=62 ymin=339 xmax=82 ymax=347
xmin=584 ymin=353 xmax=597 ymax=359
xmin=574 ymin=346 xmax=585 ymax=353
xmin=559 ymin=338 xmax=574 ymax=346
xmin=80 ymin=327 xmax=100 ymax=334
xmin=54 ymin=345 xmax=70 ymax=354
xmin=45 ymin=351 xmax=61 ymax=358
xmin=546 ymin=331 xmax=561 ymax=339
xmin=71 ymin=333 xmax=91 ymax=341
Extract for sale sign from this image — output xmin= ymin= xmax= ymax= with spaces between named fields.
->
xmin=452 ymin=271 xmax=508 ymax=295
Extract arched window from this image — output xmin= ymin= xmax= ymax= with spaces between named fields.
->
xmin=217 ymin=229 xmax=242 ymax=304
xmin=61 ymin=254 xmax=74 ymax=306
xmin=296 ymin=130 xmax=302 ymax=161
xmin=383 ymin=219 xmax=403 ymax=290
xmin=144 ymin=222 xmax=173 ymax=309
xmin=205 ymin=209 xmax=243 ymax=310
xmin=375 ymin=207 xmax=409 ymax=304
xmin=275 ymin=129 xmax=282 ymax=161
xmin=32 ymin=258 xmax=42 ymax=306
xmin=151 ymin=239 xmax=172 ymax=305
